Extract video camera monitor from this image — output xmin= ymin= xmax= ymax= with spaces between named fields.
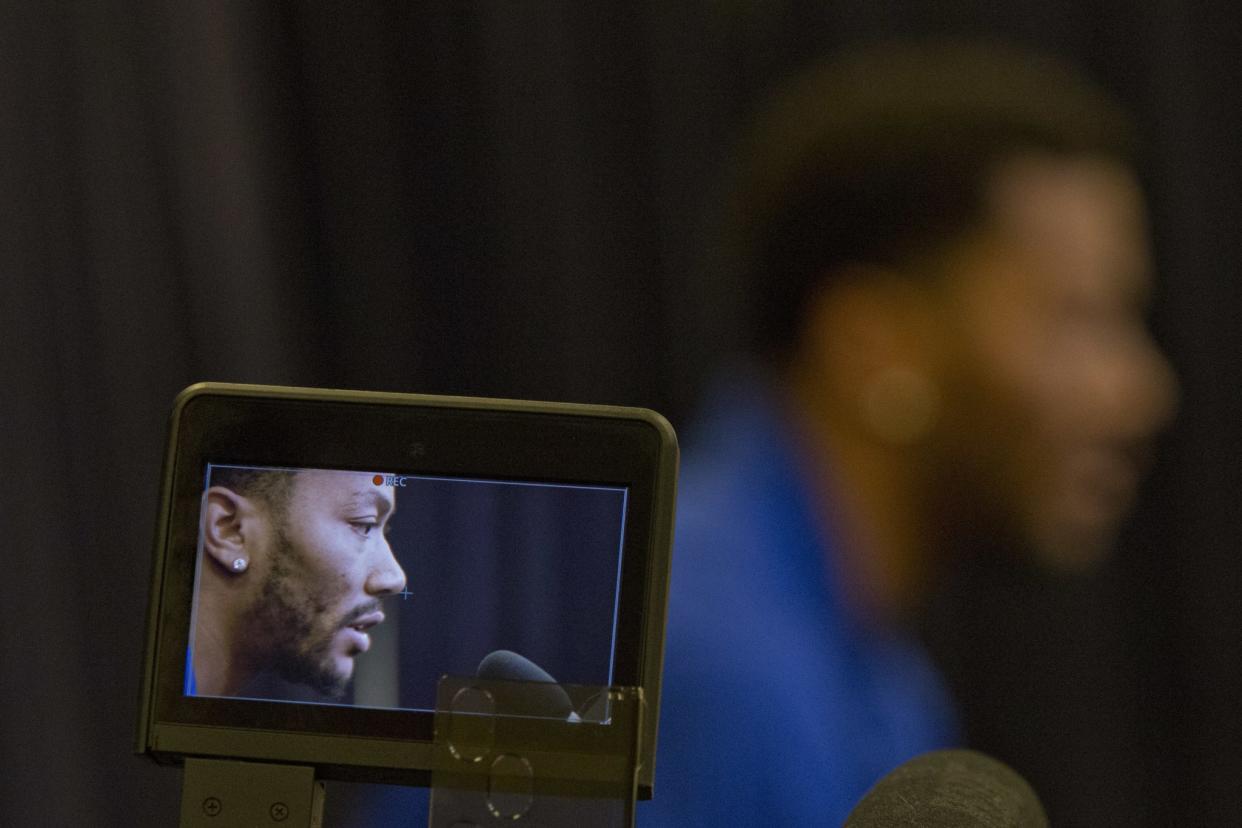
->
xmin=137 ymin=383 xmax=677 ymax=797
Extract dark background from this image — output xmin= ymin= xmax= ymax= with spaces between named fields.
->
xmin=390 ymin=476 xmax=626 ymax=706
xmin=1 ymin=2 xmax=1238 ymax=826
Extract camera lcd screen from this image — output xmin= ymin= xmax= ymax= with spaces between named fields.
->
xmin=186 ymin=463 xmax=628 ymax=712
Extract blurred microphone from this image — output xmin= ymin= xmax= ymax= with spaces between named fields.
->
xmin=475 ymin=649 xmax=577 ymax=720
xmin=844 ymin=749 xmax=1048 ymax=828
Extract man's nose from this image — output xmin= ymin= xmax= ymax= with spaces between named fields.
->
xmin=366 ymin=538 xmax=407 ymax=596
xmin=1087 ymin=326 xmax=1179 ymax=444
xmin=1118 ymin=335 xmax=1179 ymax=441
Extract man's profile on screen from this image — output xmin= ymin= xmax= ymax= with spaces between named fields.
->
xmin=189 ymin=467 xmax=407 ymax=699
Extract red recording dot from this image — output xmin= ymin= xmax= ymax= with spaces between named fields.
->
xmin=372 ymin=474 xmax=384 ymax=486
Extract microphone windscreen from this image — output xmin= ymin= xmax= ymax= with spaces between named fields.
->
xmin=844 ymin=749 xmax=1049 ymax=828
xmin=474 ymin=649 xmax=574 ymax=719
xmin=477 ymin=649 xmax=559 ymax=684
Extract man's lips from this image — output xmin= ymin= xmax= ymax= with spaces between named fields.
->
xmin=340 ymin=610 xmax=385 ymax=654
xmin=346 ymin=610 xmax=385 ymax=632
xmin=1061 ymin=443 xmax=1151 ymax=525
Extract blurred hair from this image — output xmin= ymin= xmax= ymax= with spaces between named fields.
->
xmin=735 ymin=39 xmax=1138 ymax=362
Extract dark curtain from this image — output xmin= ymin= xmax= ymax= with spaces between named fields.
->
xmin=1 ymin=2 xmax=1238 ymax=825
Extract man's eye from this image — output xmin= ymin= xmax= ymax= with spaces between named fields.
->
xmin=350 ymin=520 xmax=378 ymax=536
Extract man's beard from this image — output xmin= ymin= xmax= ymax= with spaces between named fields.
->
xmin=244 ymin=529 xmax=353 ymax=699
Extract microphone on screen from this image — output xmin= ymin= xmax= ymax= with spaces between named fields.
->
xmin=475 ymin=649 xmax=579 ymax=721
xmin=844 ymin=749 xmax=1049 ymax=828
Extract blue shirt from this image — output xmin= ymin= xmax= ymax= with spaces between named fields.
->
xmin=639 ymin=377 xmax=956 ymax=826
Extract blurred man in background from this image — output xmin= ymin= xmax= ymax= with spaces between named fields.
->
xmin=642 ymin=40 xmax=1177 ymax=825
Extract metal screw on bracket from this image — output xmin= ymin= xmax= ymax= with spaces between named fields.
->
xmin=202 ymin=797 xmax=222 ymax=817
xmin=269 ymin=802 xmax=290 ymax=822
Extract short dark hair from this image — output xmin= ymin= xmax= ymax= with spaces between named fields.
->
xmin=208 ymin=466 xmax=297 ymax=515
xmin=735 ymin=39 xmax=1137 ymax=361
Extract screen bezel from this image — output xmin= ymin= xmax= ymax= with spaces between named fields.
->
xmin=137 ymin=384 xmax=676 ymax=794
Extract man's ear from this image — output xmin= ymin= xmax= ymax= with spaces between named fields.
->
xmin=803 ymin=269 xmax=940 ymax=386
xmin=800 ymin=267 xmax=946 ymax=443
xmin=201 ymin=486 xmax=261 ymax=574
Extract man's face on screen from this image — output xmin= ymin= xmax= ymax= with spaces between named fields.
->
xmin=246 ymin=470 xmax=406 ymax=697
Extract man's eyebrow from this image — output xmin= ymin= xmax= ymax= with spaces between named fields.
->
xmin=345 ymin=489 xmax=394 ymax=517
